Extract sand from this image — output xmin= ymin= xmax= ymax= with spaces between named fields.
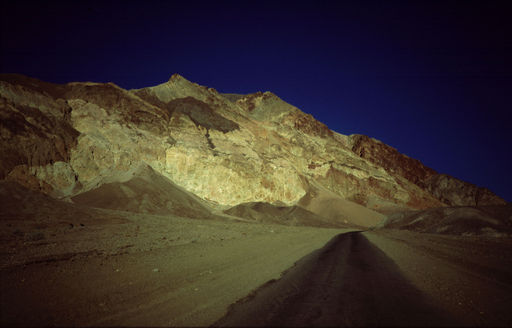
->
xmin=2 ymin=180 xmax=512 ymax=326
xmin=0 ymin=204 xmax=348 ymax=326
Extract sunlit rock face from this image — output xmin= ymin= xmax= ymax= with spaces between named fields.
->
xmin=0 ymin=73 xmax=505 ymax=211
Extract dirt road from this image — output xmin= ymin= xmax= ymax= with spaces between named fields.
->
xmin=2 ymin=223 xmax=512 ymax=327
xmin=217 ymin=230 xmax=512 ymax=327
xmin=215 ymin=231 xmax=457 ymax=326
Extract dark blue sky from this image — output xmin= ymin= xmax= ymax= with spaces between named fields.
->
xmin=1 ymin=0 xmax=511 ymax=201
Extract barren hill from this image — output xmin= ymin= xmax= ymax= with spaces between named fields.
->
xmin=0 ymin=73 xmax=506 ymax=229
xmin=71 ymin=164 xmax=214 ymax=219
xmin=1 ymin=74 xmax=512 ymax=327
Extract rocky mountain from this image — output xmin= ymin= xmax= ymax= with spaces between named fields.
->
xmin=0 ymin=73 xmax=506 ymax=228
xmin=349 ymin=134 xmax=506 ymax=207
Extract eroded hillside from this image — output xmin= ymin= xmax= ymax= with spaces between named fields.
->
xmin=0 ymin=73 xmax=506 ymax=228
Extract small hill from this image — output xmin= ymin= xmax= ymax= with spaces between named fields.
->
xmin=0 ymin=180 xmax=93 ymax=222
xmin=224 ymin=202 xmax=349 ymax=228
xmin=379 ymin=204 xmax=512 ymax=237
xmin=71 ymin=164 xmax=213 ymax=219
xmin=0 ymin=180 xmax=130 ymax=253
xmin=297 ymin=183 xmax=385 ymax=228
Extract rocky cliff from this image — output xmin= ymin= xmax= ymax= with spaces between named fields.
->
xmin=349 ymin=134 xmax=506 ymax=207
xmin=0 ymin=73 xmax=506 ymax=227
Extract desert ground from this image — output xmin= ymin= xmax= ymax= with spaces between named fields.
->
xmin=1 ymin=207 xmax=348 ymax=326
xmin=1 ymin=181 xmax=512 ymax=326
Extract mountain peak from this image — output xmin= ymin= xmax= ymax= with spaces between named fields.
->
xmin=168 ymin=73 xmax=187 ymax=83
xmin=1 ymin=73 xmax=507 ymax=216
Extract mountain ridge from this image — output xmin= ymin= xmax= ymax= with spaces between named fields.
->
xmin=0 ymin=73 xmax=506 ymax=228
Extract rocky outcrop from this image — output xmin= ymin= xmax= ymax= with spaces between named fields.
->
xmin=349 ymin=134 xmax=506 ymax=207
xmin=0 ymin=73 xmax=505 ymax=226
xmin=0 ymin=76 xmax=80 ymax=196
xmin=350 ymin=134 xmax=436 ymax=187
xmin=425 ymin=174 xmax=507 ymax=206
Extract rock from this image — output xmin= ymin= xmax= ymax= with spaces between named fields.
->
xmin=0 ymin=77 xmax=79 ymax=195
xmin=425 ymin=174 xmax=507 ymax=206
xmin=349 ymin=134 xmax=506 ymax=207
xmin=0 ymin=73 xmax=505 ymax=224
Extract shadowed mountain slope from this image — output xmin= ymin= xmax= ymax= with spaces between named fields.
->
xmin=379 ymin=204 xmax=512 ymax=236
